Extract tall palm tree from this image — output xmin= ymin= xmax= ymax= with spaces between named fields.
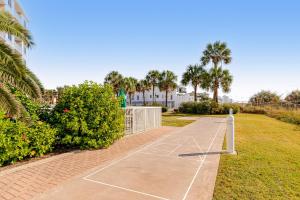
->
xmin=136 ymin=79 xmax=151 ymax=106
xmin=123 ymin=77 xmax=137 ymax=105
xmin=181 ymin=64 xmax=207 ymax=102
xmin=0 ymin=11 xmax=42 ymax=117
xmin=104 ymin=71 xmax=123 ymax=96
xmin=146 ymin=70 xmax=160 ymax=104
xmin=159 ymin=70 xmax=177 ymax=107
xmin=207 ymin=67 xmax=233 ymax=103
xmin=201 ymin=41 xmax=232 ymax=102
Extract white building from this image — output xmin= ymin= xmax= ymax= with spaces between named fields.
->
xmin=0 ymin=0 xmax=28 ymax=61
xmin=128 ymin=86 xmax=195 ymax=109
xmin=219 ymin=95 xmax=233 ymax=103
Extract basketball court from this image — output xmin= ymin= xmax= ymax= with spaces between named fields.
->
xmin=36 ymin=117 xmax=227 ymax=200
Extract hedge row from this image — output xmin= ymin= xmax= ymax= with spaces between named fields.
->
xmin=1 ymin=81 xmax=125 ymax=166
xmin=0 ymin=114 xmax=56 ymax=166
xmin=179 ymin=101 xmax=240 ymax=115
xmin=241 ymin=106 xmax=300 ymax=125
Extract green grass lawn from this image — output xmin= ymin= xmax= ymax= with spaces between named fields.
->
xmin=162 ymin=112 xmax=227 ymax=127
xmin=213 ymin=114 xmax=300 ymax=200
xmin=162 ymin=115 xmax=195 ymax=127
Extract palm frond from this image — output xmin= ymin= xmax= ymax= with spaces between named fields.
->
xmin=0 ymin=84 xmax=20 ymax=116
xmin=0 ymin=11 xmax=34 ymax=47
xmin=0 ymin=41 xmax=26 ymax=76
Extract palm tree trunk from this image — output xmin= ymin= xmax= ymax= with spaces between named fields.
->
xmin=129 ymin=93 xmax=132 ymax=105
xmin=143 ymin=91 xmax=145 ymax=106
xmin=152 ymin=85 xmax=155 ymax=104
xmin=213 ymin=83 xmax=218 ymax=104
xmin=165 ymin=90 xmax=168 ymax=107
xmin=194 ymin=85 xmax=197 ymax=102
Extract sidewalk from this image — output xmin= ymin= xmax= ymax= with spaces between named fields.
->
xmin=0 ymin=126 xmax=177 ymax=200
xmin=36 ymin=117 xmax=227 ymax=200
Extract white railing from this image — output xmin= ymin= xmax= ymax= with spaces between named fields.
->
xmin=125 ymin=107 xmax=162 ymax=135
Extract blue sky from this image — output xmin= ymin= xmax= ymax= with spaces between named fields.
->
xmin=24 ymin=0 xmax=300 ymax=102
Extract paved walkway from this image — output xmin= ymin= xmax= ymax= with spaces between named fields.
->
xmin=0 ymin=117 xmax=227 ymax=200
xmin=0 ymin=127 xmax=176 ymax=200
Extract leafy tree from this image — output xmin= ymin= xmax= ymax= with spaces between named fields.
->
xmin=285 ymin=90 xmax=300 ymax=104
xmin=206 ymin=67 xmax=233 ymax=103
xmin=146 ymin=70 xmax=160 ymax=103
xmin=249 ymin=90 xmax=280 ymax=105
xmin=104 ymin=71 xmax=123 ymax=96
xmin=159 ymin=70 xmax=177 ymax=107
xmin=201 ymin=41 xmax=232 ymax=103
xmin=181 ymin=64 xmax=206 ymax=102
xmin=136 ymin=79 xmax=151 ymax=105
xmin=0 ymin=11 xmax=42 ymax=117
xmin=123 ymin=77 xmax=137 ymax=105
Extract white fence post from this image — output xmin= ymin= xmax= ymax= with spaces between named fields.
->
xmin=227 ymin=109 xmax=236 ymax=154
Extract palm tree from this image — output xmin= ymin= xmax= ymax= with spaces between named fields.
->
xmin=123 ymin=77 xmax=137 ymax=105
xmin=201 ymin=41 xmax=232 ymax=102
xmin=181 ymin=64 xmax=207 ymax=102
xmin=207 ymin=67 xmax=233 ymax=103
xmin=201 ymin=41 xmax=232 ymax=68
xmin=159 ymin=70 xmax=177 ymax=107
xmin=0 ymin=11 xmax=42 ymax=117
xmin=136 ymin=79 xmax=151 ymax=106
xmin=146 ymin=70 xmax=160 ymax=104
xmin=104 ymin=71 xmax=123 ymax=96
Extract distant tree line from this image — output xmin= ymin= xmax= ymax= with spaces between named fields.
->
xmin=104 ymin=41 xmax=234 ymax=106
xmin=249 ymin=90 xmax=300 ymax=105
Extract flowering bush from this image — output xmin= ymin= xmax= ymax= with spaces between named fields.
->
xmin=51 ymin=81 xmax=125 ymax=149
xmin=0 ymin=112 xmax=57 ymax=166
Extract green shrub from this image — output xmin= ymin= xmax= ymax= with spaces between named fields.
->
xmin=0 ymin=112 xmax=57 ymax=166
xmin=241 ymin=105 xmax=300 ymax=125
xmin=179 ymin=101 xmax=240 ymax=115
xmin=161 ymin=106 xmax=168 ymax=113
xmin=148 ymin=102 xmax=168 ymax=113
xmin=241 ymin=106 xmax=267 ymax=114
xmin=51 ymin=81 xmax=125 ymax=149
xmin=27 ymin=122 xmax=57 ymax=156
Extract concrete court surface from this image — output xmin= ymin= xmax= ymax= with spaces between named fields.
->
xmin=36 ymin=117 xmax=227 ymax=200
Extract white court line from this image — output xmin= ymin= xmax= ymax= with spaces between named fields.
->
xmin=182 ymin=123 xmax=224 ymax=200
xmin=139 ymin=151 xmax=202 ymax=162
xmin=83 ymin=126 xmax=185 ymax=179
xmin=85 ymin=178 xmax=169 ymax=200
xmin=82 ymin=118 xmax=224 ymax=200
xmin=166 ymin=144 xmax=182 ymax=156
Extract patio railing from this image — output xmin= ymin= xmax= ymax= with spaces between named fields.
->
xmin=125 ymin=107 xmax=161 ymax=135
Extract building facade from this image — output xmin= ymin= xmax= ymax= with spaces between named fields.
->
xmin=128 ymin=86 xmax=195 ymax=109
xmin=0 ymin=0 xmax=28 ymax=61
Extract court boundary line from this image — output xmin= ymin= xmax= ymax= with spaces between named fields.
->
xmin=84 ymin=178 xmax=169 ymax=200
xmin=181 ymin=122 xmax=224 ymax=200
xmin=83 ymin=126 xmax=186 ymax=179
xmin=138 ymin=151 xmax=202 ymax=162
xmin=83 ymin=118 xmax=225 ymax=200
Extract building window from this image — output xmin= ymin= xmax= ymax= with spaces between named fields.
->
xmin=171 ymin=95 xmax=173 ymax=100
xmin=137 ymin=95 xmax=139 ymax=100
xmin=8 ymin=34 xmax=12 ymax=41
xmin=8 ymin=0 xmax=12 ymax=8
xmin=150 ymin=95 xmax=152 ymax=99
xmin=156 ymin=95 xmax=159 ymax=98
